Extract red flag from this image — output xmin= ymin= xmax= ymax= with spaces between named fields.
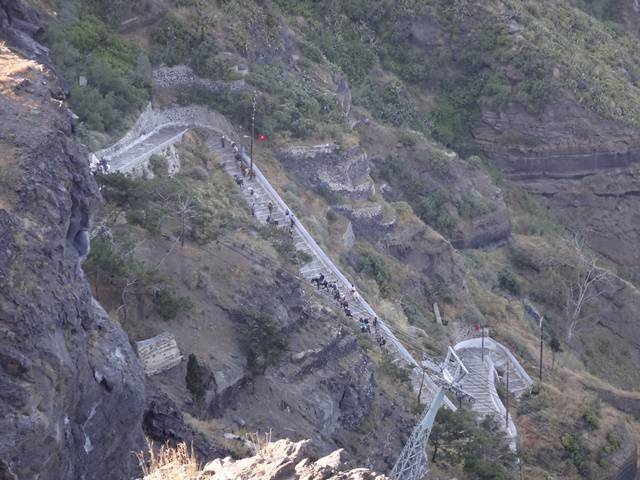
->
xmin=475 ymin=324 xmax=481 ymax=332
xmin=258 ymin=134 xmax=268 ymax=142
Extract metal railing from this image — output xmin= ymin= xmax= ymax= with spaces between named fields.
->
xmin=453 ymin=336 xmax=533 ymax=387
xmin=239 ymin=148 xmax=455 ymax=409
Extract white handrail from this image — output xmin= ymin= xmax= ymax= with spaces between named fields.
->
xmin=454 ymin=336 xmax=533 ymax=386
xmin=485 ymin=356 xmax=518 ymax=450
xmin=240 ymin=149 xmax=455 ymax=409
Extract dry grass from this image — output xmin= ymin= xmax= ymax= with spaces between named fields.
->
xmin=245 ymin=430 xmax=273 ymax=456
xmin=0 ymin=43 xmax=41 ymax=97
xmin=137 ymin=438 xmax=199 ymax=480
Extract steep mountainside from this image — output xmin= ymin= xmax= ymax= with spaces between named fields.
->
xmin=0 ymin=3 xmax=145 ymax=479
xmin=4 ymin=0 xmax=640 ymax=479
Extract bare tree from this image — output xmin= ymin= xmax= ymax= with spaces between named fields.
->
xmin=176 ymin=194 xmax=195 ymax=247
xmin=116 ymin=277 xmax=137 ymax=324
xmin=553 ymin=235 xmax=615 ymax=343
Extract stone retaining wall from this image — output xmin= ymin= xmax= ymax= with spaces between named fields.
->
xmin=94 ymin=105 xmax=239 ymax=162
xmin=136 ymin=332 xmax=183 ymax=376
xmin=153 ymin=65 xmax=246 ymax=92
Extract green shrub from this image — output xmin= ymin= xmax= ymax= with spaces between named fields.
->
xmin=355 ymin=250 xmax=393 ymax=296
xmin=149 ymin=154 xmax=169 ymax=176
xmin=298 ymin=39 xmax=324 ymax=63
xmin=125 ymin=209 xmax=146 ymax=227
xmin=455 ymin=193 xmax=492 ymax=220
xmin=561 ymin=432 xmax=594 ymax=477
xmin=581 ymin=400 xmax=601 ymax=430
xmin=379 ymin=350 xmax=410 ymax=384
xmin=398 ymin=130 xmax=418 ymax=147
xmin=430 ymin=408 xmax=516 ymax=476
xmin=44 ymin=16 xmax=150 ymax=135
xmin=237 ymin=309 xmax=288 ymax=373
xmin=154 ymin=287 xmax=193 ymax=320
xmin=498 ymin=269 xmax=521 ymax=296
xmin=186 ymin=353 xmax=207 ymax=402
xmin=529 ymin=270 xmax=565 ymax=309
xmin=603 ymin=430 xmax=622 ymax=454
xmin=415 ymin=190 xmax=455 ymax=236
xmin=182 ymin=166 xmax=209 ymax=181
xmin=150 ymin=13 xmax=194 ymax=66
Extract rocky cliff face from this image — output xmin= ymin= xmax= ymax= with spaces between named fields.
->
xmin=0 ymin=4 xmax=145 ymax=479
xmin=478 ymin=98 xmax=640 ymax=271
xmin=278 ymin=144 xmax=375 ymax=201
xmin=474 ymin=99 xmax=640 ymax=180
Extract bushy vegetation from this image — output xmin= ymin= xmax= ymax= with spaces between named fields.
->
xmin=247 ymin=64 xmax=345 ymax=138
xmin=353 ymin=249 xmax=393 ymax=296
xmin=154 ymin=287 xmax=193 ymax=320
xmin=237 ymin=309 xmax=288 ymax=373
xmin=43 ymin=14 xmax=150 ymax=136
xmin=85 ymin=234 xmax=190 ymax=321
xmin=429 ymin=408 xmax=517 ymax=479
xmin=96 ymin=160 xmax=241 ymax=244
xmin=497 ymin=268 xmax=521 ymax=296
xmin=378 ymin=350 xmax=410 ymax=384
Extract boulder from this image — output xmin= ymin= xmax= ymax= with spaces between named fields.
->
xmin=199 ymin=439 xmax=389 ymax=480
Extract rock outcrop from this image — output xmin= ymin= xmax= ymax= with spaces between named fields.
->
xmin=200 ymin=439 xmax=389 ymax=480
xmin=278 ymin=144 xmax=375 ymax=201
xmin=0 ymin=0 xmax=49 ymax=60
xmin=143 ymin=391 xmax=227 ymax=462
xmin=474 ymin=99 xmax=640 ymax=180
xmin=0 ymin=12 xmax=145 ymax=480
xmin=520 ymin=165 xmax=640 ymax=267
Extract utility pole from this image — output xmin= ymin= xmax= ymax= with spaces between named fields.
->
xmin=539 ymin=316 xmax=544 ymax=383
xmin=505 ymin=361 xmax=510 ymax=429
xmin=250 ymin=92 xmax=256 ymax=175
xmin=481 ymin=326 xmax=485 ymax=362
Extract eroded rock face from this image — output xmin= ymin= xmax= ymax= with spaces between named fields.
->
xmin=474 ymin=99 xmax=640 ymax=180
xmin=332 ymin=203 xmax=393 ymax=236
xmin=144 ymin=391 xmax=226 ymax=461
xmin=521 ymin=165 xmax=640 ymax=267
xmin=200 ymin=439 xmax=389 ymax=480
xmin=0 ymin=0 xmax=49 ymax=60
xmin=379 ymin=222 xmax=467 ymax=296
xmin=0 ymin=19 xmax=145 ymax=480
xmin=278 ymin=144 xmax=375 ymax=201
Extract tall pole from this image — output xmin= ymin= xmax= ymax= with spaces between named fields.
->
xmin=481 ymin=326 xmax=485 ymax=362
xmin=539 ymin=318 xmax=544 ymax=383
xmin=250 ymin=92 xmax=256 ymax=175
xmin=505 ymin=361 xmax=510 ymax=429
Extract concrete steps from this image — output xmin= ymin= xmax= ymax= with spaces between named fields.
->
xmin=211 ymin=141 xmax=381 ymax=330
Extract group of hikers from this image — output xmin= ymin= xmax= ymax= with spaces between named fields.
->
xmin=224 ymin=134 xmax=254 ymax=187
xmin=311 ymin=274 xmax=387 ymax=348
xmin=223 ymin=132 xmax=388 ymax=349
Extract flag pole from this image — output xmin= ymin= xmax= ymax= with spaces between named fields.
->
xmin=250 ymin=92 xmax=256 ymax=175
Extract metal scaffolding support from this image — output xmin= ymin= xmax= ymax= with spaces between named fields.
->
xmin=390 ymin=387 xmax=445 ymax=480
xmin=391 ymin=347 xmax=471 ymax=480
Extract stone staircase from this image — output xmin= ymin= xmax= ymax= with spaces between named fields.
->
xmin=212 ymin=141 xmax=376 ymax=324
xmin=454 ymin=338 xmax=534 ymax=449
